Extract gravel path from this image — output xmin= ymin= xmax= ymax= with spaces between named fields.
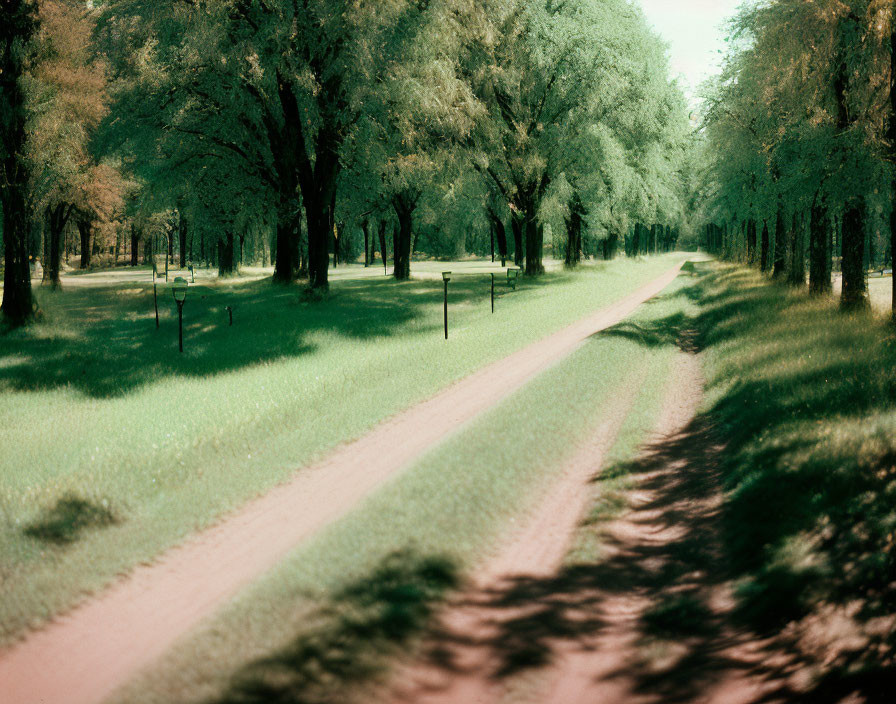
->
xmin=0 ymin=262 xmax=685 ymax=704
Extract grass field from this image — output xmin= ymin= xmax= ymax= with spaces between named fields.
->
xmin=0 ymin=254 xmax=685 ymax=644
xmin=652 ymin=263 xmax=894 ymax=698
xmin=107 ymin=271 xmax=696 ymax=704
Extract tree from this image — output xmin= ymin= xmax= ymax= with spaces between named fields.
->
xmin=1 ymin=0 xmax=38 ymax=326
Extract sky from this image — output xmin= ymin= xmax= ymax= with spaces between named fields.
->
xmin=638 ymin=0 xmax=746 ymax=105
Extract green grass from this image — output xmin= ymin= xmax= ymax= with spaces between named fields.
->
xmin=0 ymin=254 xmax=685 ymax=643
xmin=107 ymin=272 xmax=697 ymax=704
xmin=658 ymin=263 xmax=895 ymax=698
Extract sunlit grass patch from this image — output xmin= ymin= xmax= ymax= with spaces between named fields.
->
xmin=0 ymin=254 xmax=685 ymax=644
xmin=693 ymin=263 xmax=896 ymax=693
xmin=107 ymin=270 xmax=695 ymax=704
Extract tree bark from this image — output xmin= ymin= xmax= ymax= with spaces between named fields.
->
xmin=787 ymin=212 xmax=805 ymax=287
xmin=392 ymin=191 xmax=416 ymax=281
xmin=772 ymin=205 xmax=788 ymax=279
xmin=273 ymin=189 xmax=300 ymax=283
xmin=760 ymin=221 xmax=770 ymax=272
xmin=809 ymin=197 xmax=831 ymax=295
xmin=494 ymin=215 xmax=508 ymax=263
xmin=0 ymin=0 xmax=37 ymax=326
xmin=378 ymin=220 xmax=388 ymax=272
xmin=747 ymin=219 xmax=758 ymax=265
xmin=362 ymin=219 xmax=370 ymax=267
xmin=78 ymin=217 xmax=92 ymax=269
xmin=130 ymin=225 xmax=140 ymax=266
xmin=631 ymin=223 xmax=641 ymax=257
xmin=44 ymin=203 xmax=70 ymax=288
xmin=841 ymin=203 xmax=868 ymax=309
xmin=510 ymin=213 xmax=524 ymax=267
xmin=564 ymin=192 xmax=584 ymax=267
xmin=178 ymin=211 xmax=188 ymax=267
xmin=891 ymin=206 xmax=896 ymax=321
xmin=218 ymin=232 xmax=236 ymax=277
xmin=524 ymin=207 xmax=543 ymax=275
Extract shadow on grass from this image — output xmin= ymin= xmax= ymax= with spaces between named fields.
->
xmin=400 ymin=264 xmax=895 ymax=702
xmin=0 ymin=271 xmax=555 ymax=398
xmin=23 ymin=494 xmax=119 ymax=545
xmin=206 ymin=550 xmax=458 ymax=704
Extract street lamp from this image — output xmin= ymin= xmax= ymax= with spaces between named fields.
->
xmin=442 ymin=272 xmax=452 ymax=340
xmin=171 ymin=276 xmax=188 ymax=353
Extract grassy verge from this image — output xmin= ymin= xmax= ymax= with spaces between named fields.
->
xmin=106 ymin=273 xmax=697 ymax=704
xmin=0 ymin=254 xmax=684 ymax=643
xmin=694 ymin=264 xmax=895 ymax=693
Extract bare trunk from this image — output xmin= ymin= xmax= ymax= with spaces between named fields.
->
xmin=378 ymin=220 xmax=388 ymax=273
xmin=760 ymin=221 xmax=770 ymax=272
xmin=392 ymin=192 xmax=415 ymax=281
xmin=0 ymin=1 xmax=36 ymax=326
xmin=510 ymin=213 xmax=524 ymax=267
xmin=841 ymin=202 xmax=868 ymax=309
xmin=78 ymin=218 xmax=92 ymax=269
xmin=772 ymin=205 xmax=788 ymax=279
xmin=362 ymin=219 xmax=370 ymax=267
xmin=809 ymin=198 xmax=831 ymax=295
xmin=178 ymin=212 xmax=188 ymax=267
xmin=218 ymin=232 xmax=236 ymax=277
xmin=787 ymin=212 xmax=805 ymax=287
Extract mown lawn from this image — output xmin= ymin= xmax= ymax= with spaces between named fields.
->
xmin=609 ymin=263 xmax=895 ymax=700
xmin=108 ymin=271 xmax=696 ymax=704
xmin=0 ymin=254 xmax=684 ymax=644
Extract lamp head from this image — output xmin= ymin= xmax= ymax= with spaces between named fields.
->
xmin=172 ymin=276 xmax=189 ymax=303
xmin=442 ymin=271 xmax=452 ymax=282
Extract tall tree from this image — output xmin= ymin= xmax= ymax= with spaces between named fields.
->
xmin=1 ymin=0 xmax=38 ymax=326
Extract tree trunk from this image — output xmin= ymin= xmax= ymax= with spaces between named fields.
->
xmin=889 ymin=27 xmax=896 ymax=319
xmin=494 ymin=215 xmax=508 ymax=263
xmin=891 ymin=206 xmax=896 ymax=321
xmin=631 ymin=224 xmax=641 ymax=257
xmin=841 ymin=202 xmax=868 ymax=309
xmin=0 ymin=0 xmax=37 ymax=326
xmin=392 ymin=192 xmax=415 ymax=281
xmin=78 ymin=218 xmax=92 ymax=269
xmin=44 ymin=203 xmax=68 ymax=288
xmin=179 ymin=211 xmax=188 ymax=267
xmin=378 ymin=220 xmax=388 ymax=272
xmin=297 ymin=212 xmax=308 ymax=277
xmin=747 ymin=219 xmax=758 ymax=265
xmin=772 ymin=206 xmax=788 ymax=279
xmin=130 ymin=225 xmax=140 ymax=266
xmin=524 ymin=205 xmax=544 ymax=275
xmin=273 ymin=190 xmax=300 ymax=284
xmin=760 ymin=221 xmax=770 ymax=272
xmin=510 ymin=213 xmax=524 ymax=266
xmin=218 ymin=232 xmax=236 ymax=277
xmin=362 ymin=219 xmax=370 ymax=267
xmin=787 ymin=212 xmax=805 ymax=287
xmin=564 ymin=192 xmax=584 ymax=268
xmin=809 ymin=198 xmax=831 ymax=295
xmin=306 ymin=193 xmax=332 ymax=289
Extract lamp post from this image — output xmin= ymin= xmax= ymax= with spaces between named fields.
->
xmin=171 ymin=276 xmax=188 ymax=353
xmin=442 ymin=271 xmax=451 ymax=340
xmin=490 ymin=273 xmax=495 ymax=313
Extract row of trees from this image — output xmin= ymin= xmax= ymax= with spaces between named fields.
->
xmin=697 ymin=0 xmax=896 ymax=316
xmin=2 ymin=0 xmax=693 ymax=327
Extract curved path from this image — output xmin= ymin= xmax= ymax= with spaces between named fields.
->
xmin=0 ymin=262 xmax=685 ymax=704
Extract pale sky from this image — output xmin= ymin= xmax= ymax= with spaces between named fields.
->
xmin=638 ymin=0 xmax=746 ymax=105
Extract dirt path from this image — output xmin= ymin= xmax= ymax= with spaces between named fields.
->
xmin=0 ymin=263 xmax=685 ymax=704
xmin=384 ymin=349 xmax=779 ymax=704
